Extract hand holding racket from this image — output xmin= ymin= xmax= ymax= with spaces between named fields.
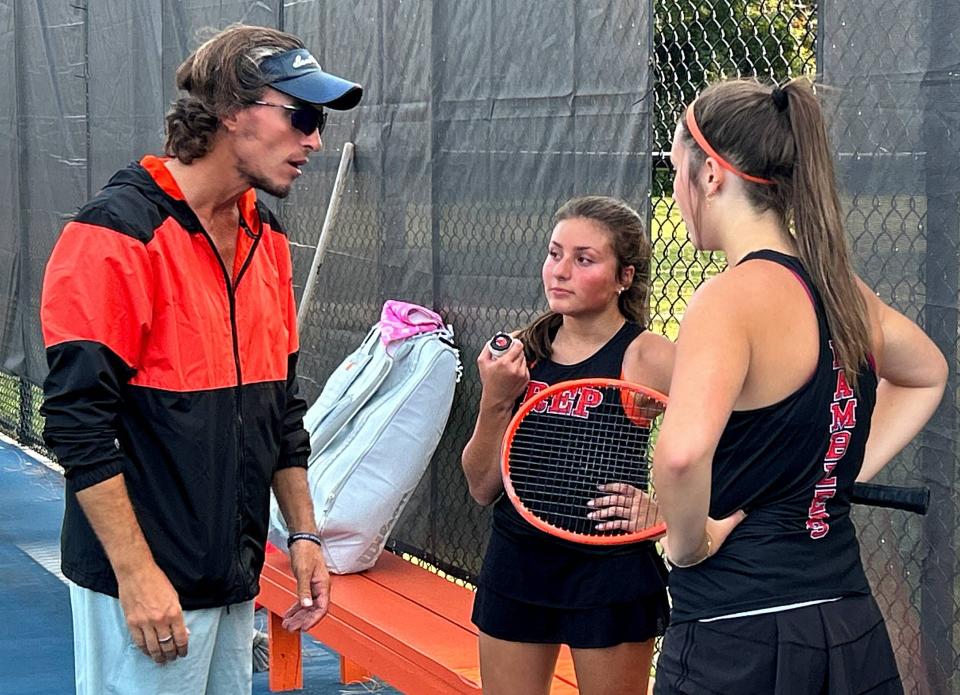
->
xmin=500 ymin=377 xmax=931 ymax=548
xmin=478 ymin=332 xmax=528 ymax=407
xmin=587 ymin=482 xmax=660 ymax=534
xmin=585 ymin=383 xmax=672 ymax=534
xmin=501 ymin=377 xmax=668 ymax=544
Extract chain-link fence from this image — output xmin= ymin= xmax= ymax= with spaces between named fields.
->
xmin=1 ymin=1 xmax=957 ymax=691
xmin=275 ymin=0 xmax=658 ymax=582
xmin=823 ymin=2 xmax=960 ymax=690
xmin=649 ymin=3 xmax=958 ymax=691
xmin=650 ymin=0 xmax=816 ymax=338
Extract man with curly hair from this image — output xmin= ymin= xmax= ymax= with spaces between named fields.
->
xmin=40 ymin=24 xmax=362 ymax=694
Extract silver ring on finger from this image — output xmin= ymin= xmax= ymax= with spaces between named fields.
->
xmin=158 ymin=634 xmax=174 ymax=643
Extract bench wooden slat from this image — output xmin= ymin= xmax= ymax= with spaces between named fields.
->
xmin=363 ymin=552 xmax=476 ymax=628
xmin=361 ymin=553 xmax=579 ymax=692
xmin=259 ymin=574 xmax=477 ymax=693
xmin=364 ymin=553 xmax=577 ymax=688
xmin=258 ymin=547 xmax=580 ymax=693
xmin=554 ymin=646 xmax=579 ymax=690
xmin=261 ymin=551 xmax=481 ymax=693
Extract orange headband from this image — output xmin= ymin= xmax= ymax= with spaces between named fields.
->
xmin=684 ymin=106 xmax=775 ymax=186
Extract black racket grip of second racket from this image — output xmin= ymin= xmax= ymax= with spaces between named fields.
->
xmin=488 ymin=332 xmax=513 ymax=360
xmin=851 ymin=482 xmax=930 ymax=514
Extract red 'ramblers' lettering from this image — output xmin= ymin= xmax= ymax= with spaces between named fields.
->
xmin=806 ymin=342 xmax=858 ymax=539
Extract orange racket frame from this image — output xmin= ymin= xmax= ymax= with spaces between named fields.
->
xmin=500 ymin=377 xmax=668 ymax=545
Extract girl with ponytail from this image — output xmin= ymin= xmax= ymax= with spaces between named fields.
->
xmin=461 ymin=196 xmax=674 ymax=694
xmin=652 ymin=78 xmax=947 ymax=694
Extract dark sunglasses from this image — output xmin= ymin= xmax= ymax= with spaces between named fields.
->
xmin=250 ymin=100 xmax=326 ymax=136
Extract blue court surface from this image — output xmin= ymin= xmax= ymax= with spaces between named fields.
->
xmin=0 ymin=439 xmax=399 ymax=695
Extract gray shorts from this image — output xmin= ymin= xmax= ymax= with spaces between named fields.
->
xmin=70 ymin=582 xmax=255 ymax=695
xmin=654 ymin=594 xmax=903 ymax=695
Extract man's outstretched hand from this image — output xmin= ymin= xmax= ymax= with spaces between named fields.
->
xmin=282 ymin=539 xmax=331 ymax=631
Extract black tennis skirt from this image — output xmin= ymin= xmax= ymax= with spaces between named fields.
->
xmin=471 ymin=585 xmax=669 ymax=649
xmin=654 ymin=594 xmax=903 ymax=695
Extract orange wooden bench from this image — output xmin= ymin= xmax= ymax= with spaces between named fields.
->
xmin=257 ymin=544 xmax=579 ymax=694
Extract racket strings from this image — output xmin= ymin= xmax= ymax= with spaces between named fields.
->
xmin=508 ymin=385 xmax=662 ymax=538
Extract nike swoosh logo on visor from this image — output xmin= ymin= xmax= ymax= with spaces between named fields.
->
xmin=292 ymin=55 xmax=319 ymax=69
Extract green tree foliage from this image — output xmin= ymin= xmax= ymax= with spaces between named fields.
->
xmin=653 ymin=0 xmax=817 ymax=153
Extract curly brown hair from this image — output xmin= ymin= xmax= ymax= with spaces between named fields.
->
xmin=164 ymin=24 xmax=303 ymax=164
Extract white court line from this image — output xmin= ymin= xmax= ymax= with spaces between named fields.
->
xmin=1 ymin=434 xmax=67 ymax=583
xmin=0 ymin=432 xmax=63 ymax=474
xmin=16 ymin=541 xmax=68 ymax=585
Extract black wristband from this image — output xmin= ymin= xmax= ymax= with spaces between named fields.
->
xmin=287 ymin=532 xmax=323 ymax=549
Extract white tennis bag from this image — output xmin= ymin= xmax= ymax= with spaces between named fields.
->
xmin=269 ymin=315 xmax=460 ymax=574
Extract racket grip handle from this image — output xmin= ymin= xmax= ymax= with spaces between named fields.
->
xmin=851 ymin=482 xmax=930 ymax=514
xmin=488 ymin=332 xmax=513 ymax=359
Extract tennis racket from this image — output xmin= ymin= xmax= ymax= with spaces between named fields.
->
xmin=501 ymin=378 xmax=667 ymax=545
xmin=488 ymin=332 xmax=513 ymax=359
xmin=500 ymin=377 xmax=931 ymax=546
xmin=850 ymin=482 xmax=929 ymax=514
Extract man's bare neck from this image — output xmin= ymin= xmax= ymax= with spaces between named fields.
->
xmin=164 ymin=155 xmax=248 ymax=222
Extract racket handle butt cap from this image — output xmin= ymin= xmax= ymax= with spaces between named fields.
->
xmin=488 ymin=332 xmax=513 ymax=359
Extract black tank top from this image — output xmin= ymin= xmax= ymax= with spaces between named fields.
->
xmin=668 ymin=250 xmax=877 ymax=623
xmin=478 ymin=321 xmax=668 ymax=608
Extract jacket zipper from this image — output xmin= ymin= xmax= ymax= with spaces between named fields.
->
xmin=201 ymin=214 xmax=262 ymax=586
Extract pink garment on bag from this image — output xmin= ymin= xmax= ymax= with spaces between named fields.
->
xmin=379 ymin=300 xmax=445 ymax=348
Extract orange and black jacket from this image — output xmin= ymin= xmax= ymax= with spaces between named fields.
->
xmin=40 ymin=155 xmax=311 ymax=609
